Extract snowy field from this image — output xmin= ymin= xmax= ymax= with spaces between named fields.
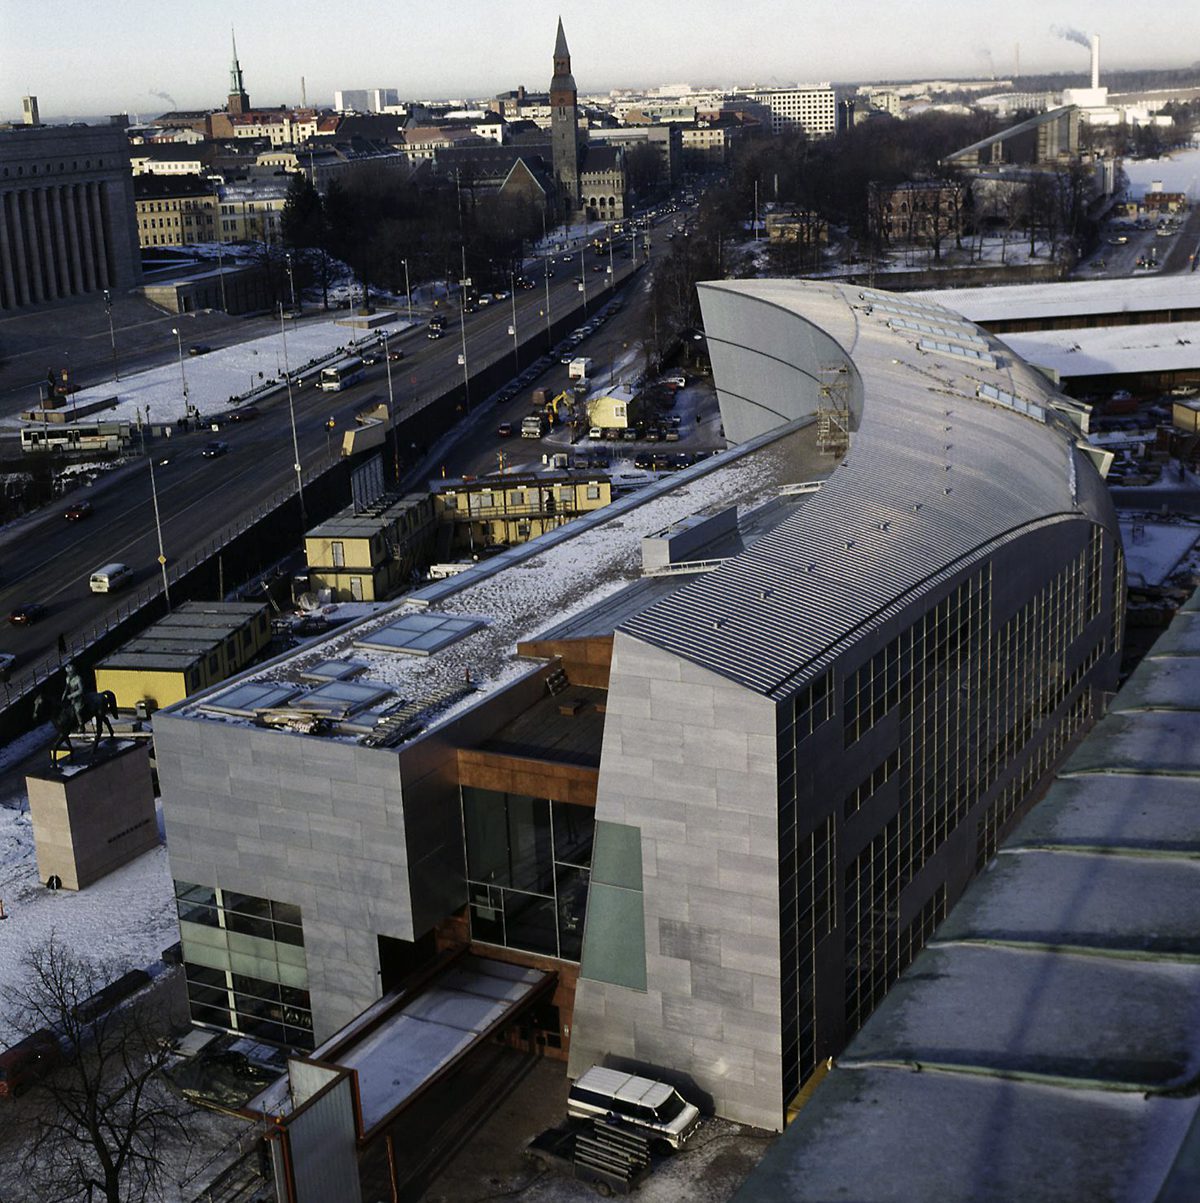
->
xmin=1119 ymin=518 xmax=1200 ymax=587
xmin=1123 ymin=147 xmax=1200 ymax=201
xmin=3 ymin=312 xmax=416 ymax=431
xmin=0 ymin=730 xmax=177 ymax=1048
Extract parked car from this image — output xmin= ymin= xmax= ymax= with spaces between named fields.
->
xmin=497 ymin=421 xmax=514 ymax=437
xmin=9 ymin=603 xmax=46 ymax=626
xmin=63 ymin=500 xmax=93 ymax=521
xmin=201 ymin=441 xmax=229 ymax=458
xmin=187 ymin=344 xmax=212 ymax=356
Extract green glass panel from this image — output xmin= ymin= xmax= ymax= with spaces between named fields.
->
xmin=579 ymin=882 xmax=647 ymax=991
xmin=276 ymin=960 xmax=310 ymax=990
xmin=180 ymin=919 xmax=228 ymax=950
xmin=181 ymin=938 xmax=230 ymax=973
xmin=591 ymin=821 xmax=643 ymax=890
xmin=229 ymin=950 xmax=283 ymax=982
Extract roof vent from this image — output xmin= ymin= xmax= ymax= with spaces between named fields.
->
xmin=944 ymin=486 xmax=953 ymax=495
xmin=807 ymin=563 xmax=817 ymax=573
xmin=912 ymin=502 xmax=922 ymax=512
xmin=878 ymin=521 xmax=890 ymax=531
xmin=945 ymin=464 xmax=952 ymax=471
xmin=712 ymin=618 xmax=724 ymax=630
xmin=845 ymin=539 xmax=855 ymax=550
xmin=759 ymin=587 xmax=773 ymax=600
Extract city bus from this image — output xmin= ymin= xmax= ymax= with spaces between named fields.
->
xmin=20 ymin=421 xmax=134 ymax=455
xmin=319 ymin=357 xmax=366 ymax=392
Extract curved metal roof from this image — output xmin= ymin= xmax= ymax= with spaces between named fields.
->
xmin=621 ymin=279 xmax=1115 ymax=698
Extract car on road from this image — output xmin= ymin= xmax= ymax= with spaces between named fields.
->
xmin=201 ymin=441 xmax=229 ymax=458
xmin=497 ymin=421 xmax=514 ymax=437
xmin=0 ymin=651 xmax=16 ymax=676
xmin=1108 ymin=235 xmax=1128 ymax=245
xmin=227 ymin=405 xmax=260 ymax=422
xmin=187 ymin=344 xmax=212 ymax=356
xmin=63 ymin=500 xmax=93 ymax=521
xmin=427 ymin=328 xmax=444 ymax=339
xmin=9 ymin=603 xmax=46 ymax=626
xmin=361 ymin=350 xmax=381 ymax=365
xmin=387 ymin=349 xmax=405 ymax=362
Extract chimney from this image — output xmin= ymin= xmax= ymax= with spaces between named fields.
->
xmin=1090 ymin=34 xmax=1100 ymax=90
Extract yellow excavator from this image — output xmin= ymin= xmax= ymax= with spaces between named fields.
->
xmin=543 ymin=390 xmax=573 ymax=427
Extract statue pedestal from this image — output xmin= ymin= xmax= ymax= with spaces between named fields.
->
xmin=25 ymin=741 xmax=158 ymax=890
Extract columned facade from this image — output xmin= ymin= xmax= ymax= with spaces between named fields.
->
xmin=0 ymin=124 xmax=141 ymax=312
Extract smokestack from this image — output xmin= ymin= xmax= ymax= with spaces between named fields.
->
xmin=1090 ymin=34 xmax=1100 ymax=89
xmin=1015 ymin=42 xmax=1020 ymax=79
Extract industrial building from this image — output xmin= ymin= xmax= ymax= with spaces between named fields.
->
xmin=153 ymin=279 xmax=1121 ymax=1134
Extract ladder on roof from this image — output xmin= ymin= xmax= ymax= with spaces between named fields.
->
xmin=362 ymin=682 xmax=477 ymax=747
xmin=816 ymin=362 xmax=851 ymax=456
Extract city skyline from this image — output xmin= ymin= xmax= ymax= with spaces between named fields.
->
xmin=2 ymin=0 xmax=1198 ymax=121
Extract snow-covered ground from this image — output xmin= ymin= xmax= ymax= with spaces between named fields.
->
xmin=0 ymin=763 xmax=177 ymax=1048
xmin=1119 ymin=518 xmax=1200 ymax=587
xmin=1122 ymin=148 xmax=1200 ymax=201
xmin=4 ymin=312 xmax=417 ymax=431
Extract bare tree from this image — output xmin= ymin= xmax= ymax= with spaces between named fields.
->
xmin=2 ymin=935 xmax=187 ymax=1203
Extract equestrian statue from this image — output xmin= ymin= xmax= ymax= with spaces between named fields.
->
xmin=33 ymin=661 xmax=118 ymax=765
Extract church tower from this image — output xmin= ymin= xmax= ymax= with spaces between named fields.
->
xmin=228 ymin=28 xmax=251 ymax=116
xmin=549 ymin=17 xmax=580 ymax=216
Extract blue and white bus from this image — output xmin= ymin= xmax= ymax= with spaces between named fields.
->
xmin=319 ymin=357 xmax=366 ymax=392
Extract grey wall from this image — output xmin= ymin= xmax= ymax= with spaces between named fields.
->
xmin=156 ymin=714 xmax=429 ymax=1040
xmin=697 ymin=282 xmax=864 ymax=444
xmin=569 ymin=633 xmax=785 ymax=1131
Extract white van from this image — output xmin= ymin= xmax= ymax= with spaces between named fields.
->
xmin=89 ymin=563 xmax=133 ymax=594
xmin=567 ymin=1066 xmax=701 ymax=1150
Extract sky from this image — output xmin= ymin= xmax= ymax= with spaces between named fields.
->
xmin=2 ymin=0 xmax=1199 ymax=120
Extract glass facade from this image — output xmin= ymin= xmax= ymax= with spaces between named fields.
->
xmin=175 ymin=882 xmax=314 ymax=1049
xmin=462 ymin=788 xmax=593 ymax=962
xmin=777 ymin=525 xmax=1114 ymax=1110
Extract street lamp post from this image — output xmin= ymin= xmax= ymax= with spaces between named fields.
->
xmin=103 ymin=289 xmax=119 ymax=381
xmin=216 ymin=243 xmax=228 ymax=313
xmin=608 ymin=223 xmax=615 ymax=288
xmin=145 ymin=407 xmax=171 ymax=611
xmin=285 ymin=252 xmax=297 ymax=312
xmin=458 ymin=245 xmax=471 ymax=412
xmin=508 ymin=273 xmax=519 ymax=374
xmin=381 ymin=328 xmax=401 ymax=484
xmin=170 ymin=326 xmax=189 ymax=419
xmin=401 ymin=258 xmax=412 ymax=326
xmin=541 ymin=207 xmax=553 ymax=351
xmin=579 ymin=245 xmax=588 ymax=317
xmin=279 ymin=304 xmax=307 ymax=535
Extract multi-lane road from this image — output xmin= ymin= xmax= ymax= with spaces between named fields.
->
xmin=0 ymin=216 xmax=681 ymax=693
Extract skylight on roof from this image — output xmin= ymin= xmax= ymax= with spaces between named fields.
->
xmin=918 ymin=338 xmax=996 ymax=368
xmin=353 ymin=612 xmax=485 ymax=656
xmin=889 ymin=316 xmax=986 ymax=347
xmin=202 ymin=682 xmax=300 ymax=717
xmin=293 ymin=679 xmax=393 ymax=715
xmin=300 ymin=659 xmax=366 ymax=682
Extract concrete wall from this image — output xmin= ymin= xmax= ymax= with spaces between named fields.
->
xmin=155 ymin=714 xmax=434 ymax=1040
xmin=569 ymin=633 xmax=784 ymax=1131
xmin=25 ymin=741 xmax=158 ymax=890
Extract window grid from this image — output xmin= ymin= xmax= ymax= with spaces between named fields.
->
xmin=843 ymin=750 xmax=900 ymax=820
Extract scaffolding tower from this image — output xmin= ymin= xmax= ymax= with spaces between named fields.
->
xmin=816 ymin=363 xmax=851 ymax=456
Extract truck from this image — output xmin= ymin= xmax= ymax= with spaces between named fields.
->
xmin=522 ymin=413 xmax=548 ymax=439
xmin=569 ymin=358 xmax=593 ymax=382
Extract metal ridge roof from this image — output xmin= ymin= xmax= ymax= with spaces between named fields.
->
xmin=621 ymin=278 xmax=1112 ymax=698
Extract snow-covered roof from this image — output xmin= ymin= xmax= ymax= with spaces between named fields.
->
xmin=999 ymin=320 xmax=1200 ymax=378
xmin=732 ymin=589 xmax=1200 ymax=1203
xmin=914 ymin=275 xmax=1200 ymax=325
xmin=172 ymin=418 xmax=831 ymax=742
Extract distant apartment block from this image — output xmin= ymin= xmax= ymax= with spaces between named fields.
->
xmin=334 ymin=89 xmax=402 ymax=114
xmin=747 ymin=86 xmax=837 ymax=136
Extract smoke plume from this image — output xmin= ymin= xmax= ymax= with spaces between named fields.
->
xmin=148 ymin=89 xmax=178 ymax=110
xmin=1051 ymin=25 xmax=1091 ymax=49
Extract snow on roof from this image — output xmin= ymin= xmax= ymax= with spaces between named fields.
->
xmin=1118 ymin=519 xmax=1200 ymax=587
xmin=733 ymin=590 xmax=1200 ymax=1203
xmin=913 ymin=275 xmax=1200 ymax=325
xmin=1 ymin=315 xmax=414 ymax=430
xmin=999 ymin=321 xmax=1200 ymax=378
xmin=174 ymin=421 xmax=825 ymax=741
